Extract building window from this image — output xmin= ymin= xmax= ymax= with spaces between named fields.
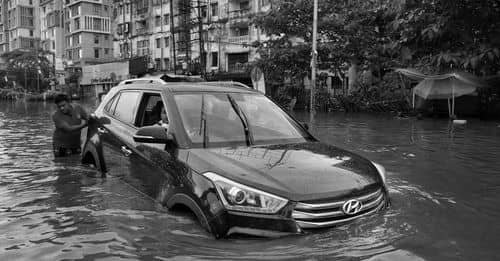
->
xmin=74 ymin=18 xmax=80 ymax=30
xmin=201 ymin=6 xmax=207 ymax=18
xmin=104 ymin=48 xmax=109 ymax=55
xmin=30 ymin=30 xmax=33 ymax=36
xmin=212 ymin=52 xmax=218 ymax=67
xmin=94 ymin=35 xmax=99 ymax=44
xmin=211 ymin=3 xmax=218 ymax=16
xmin=94 ymin=48 xmax=99 ymax=58
xmin=155 ymin=16 xmax=161 ymax=27
xmin=93 ymin=4 xmax=100 ymax=14
xmin=104 ymin=35 xmax=109 ymax=40
xmin=164 ymin=14 xmax=169 ymax=25
xmin=156 ymin=38 xmax=161 ymax=48
xmin=164 ymin=36 xmax=169 ymax=47
xmin=52 ymin=41 xmax=55 ymax=49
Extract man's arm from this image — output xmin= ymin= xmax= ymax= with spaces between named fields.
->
xmin=76 ymin=104 xmax=89 ymax=120
xmin=53 ymin=113 xmax=87 ymax=132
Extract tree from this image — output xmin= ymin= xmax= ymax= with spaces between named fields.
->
xmin=391 ymin=0 xmax=500 ymax=75
xmin=1 ymin=50 xmax=53 ymax=93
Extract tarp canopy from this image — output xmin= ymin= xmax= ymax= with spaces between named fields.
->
xmin=395 ymin=68 xmax=490 ymax=117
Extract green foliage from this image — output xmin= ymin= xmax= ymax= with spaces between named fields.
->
xmin=1 ymin=50 xmax=53 ymax=93
xmin=253 ymin=0 xmax=500 ymax=111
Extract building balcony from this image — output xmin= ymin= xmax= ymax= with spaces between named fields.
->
xmin=228 ymin=35 xmax=249 ymax=44
xmin=135 ymin=27 xmax=149 ymax=35
xmin=228 ymin=9 xmax=250 ymax=27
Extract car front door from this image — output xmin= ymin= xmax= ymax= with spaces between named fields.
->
xmin=120 ymin=91 xmax=183 ymax=203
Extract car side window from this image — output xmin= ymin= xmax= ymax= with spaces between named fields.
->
xmin=136 ymin=93 xmax=168 ymax=127
xmin=112 ymin=91 xmax=140 ymax=124
xmin=104 ymin=93 xmax=120 ymax=114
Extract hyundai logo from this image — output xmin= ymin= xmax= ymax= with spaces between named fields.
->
xmin=342 ymin=199 xmax=362 ymax=215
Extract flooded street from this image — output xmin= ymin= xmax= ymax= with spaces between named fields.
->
xmin=1 ymin=99 xmax=499 ymax=261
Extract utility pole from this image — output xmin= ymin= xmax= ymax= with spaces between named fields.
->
xmin=197 ymin=0 xmax=205 ymax=78
xmin=310 ymin=0 xmax=318 ymax=120
xmin=160 ymin=0 xmax=164 ymax=72
xmin=169 ymin=0 xmax=177 ymax=74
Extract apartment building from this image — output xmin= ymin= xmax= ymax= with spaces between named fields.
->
xmin=112 ymin=0 xmax=173 ymax=72
xmin=0 ymin=0 xmax=40 ymax=54
xmin=0 ymin=1 xmax=5 ymax=53
xmin=194 ymin=0 xmax=271 ymax=74
xmin=63 ymin=0 xmax=113 ymax=68
xmin=40 ymin=0 xmax=65 ymax=83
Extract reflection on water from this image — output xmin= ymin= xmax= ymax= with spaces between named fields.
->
xmin=1 ymin=100 xmax=499 ymax=261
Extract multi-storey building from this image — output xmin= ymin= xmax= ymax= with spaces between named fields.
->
xmin=112 ymin=0 xmax=173 ymax=72
xmin=40 ymin=0 xmax=65 ymax=83
xmin=110 ymin=0 xmax=271 ymax=76
xmin=0 ymin=0 xmax=40 ymax=54
xmin=63 ymin=0 xmax=114 ymax=68
xmin=0 ymin=1 xmax=6 ymax=53
xmin=189 ymin=0 xmax=271 ymax=74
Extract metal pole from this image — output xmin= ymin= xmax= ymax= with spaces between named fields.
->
xmin=160 ymin=0 xmax=164 ymax=72
xmin=197 ymin=0 xmax=205 ymax=78
xmin=169 ymin=0 xmax=177 ymax=74
xmin=24 ymin=67 xmax=27 ymax=91
xmin=310 ymin=0 xmax=318 ymax=120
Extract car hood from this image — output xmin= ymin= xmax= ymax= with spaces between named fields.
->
xmin=187 ymin=142 xmax=383 ymax=201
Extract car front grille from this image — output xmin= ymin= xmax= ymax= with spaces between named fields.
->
xmin=292 ymin=188 xmax=386 ymax=229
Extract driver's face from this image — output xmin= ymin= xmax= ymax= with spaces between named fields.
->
xmin=56 ymin=101 xmax=70 ymax=114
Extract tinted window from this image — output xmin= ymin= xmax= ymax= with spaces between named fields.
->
xmin=113 ymin=91 xmax=140 ymax=124
xmin=104 ymin=93 xmax=119 ymax=114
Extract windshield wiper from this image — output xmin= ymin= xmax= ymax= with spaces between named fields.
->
xmin=227 ymin=95 xmax=253 ymax=146
xmin=199 ymin=94 xmax=208 ymax=148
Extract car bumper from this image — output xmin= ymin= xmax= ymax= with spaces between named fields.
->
xmin=208 ymin=190 xmax=389 ymax=238
xmin=222 ymin=211 xmax=302 ymax=237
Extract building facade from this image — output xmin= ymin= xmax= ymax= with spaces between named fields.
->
xmin=0 ymin=0 xmax=40 ymax=54
xmin=112 ymin=0 xmax=173 ymax=73
xmin=63 ymin=0 xmax=114 ymax=68
xmin=110 ymin=0 xmax=271 ymax=76
xmin=39 ymin=0 xmax=65 ymax=84
xmin=199 ymin=0 xmax=271 ymax=74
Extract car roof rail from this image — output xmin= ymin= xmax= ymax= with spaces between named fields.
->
xmin=117 ymin=78 xmax=167 ymax=85
xmin=203 ymin=81 xmax=253 ymax=89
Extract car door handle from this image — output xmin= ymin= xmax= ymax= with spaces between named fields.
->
xmin=121 ymin=146 xmax=132 ymax=157
xmin=97 ymin=127 xmax=108 ymax=134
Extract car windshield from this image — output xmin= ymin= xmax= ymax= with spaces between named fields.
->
xmin=174 ymin=93 xmax=310 ymax=147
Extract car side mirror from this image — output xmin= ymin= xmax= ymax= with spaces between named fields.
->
xmin=133 ymin=125 xmax=172 ymax=144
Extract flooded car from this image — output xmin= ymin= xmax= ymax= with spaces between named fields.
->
xmin=81 ymin=80 xmax=389 ymax=238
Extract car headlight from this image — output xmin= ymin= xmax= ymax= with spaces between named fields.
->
xmin=372 ymin=162 xmax=387 ymax=185
xmin=203 ymin=172 xmax=288 ymax=214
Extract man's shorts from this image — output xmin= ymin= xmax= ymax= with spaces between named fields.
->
xmin=53 ymin=146 xmax=81 ymax=157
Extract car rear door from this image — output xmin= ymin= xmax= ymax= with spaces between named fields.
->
xmin=98 ymin=90 xmax=141 ymax=177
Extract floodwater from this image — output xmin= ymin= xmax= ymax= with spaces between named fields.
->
xmin=0 ymin=99 xmax=499 ymax=261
